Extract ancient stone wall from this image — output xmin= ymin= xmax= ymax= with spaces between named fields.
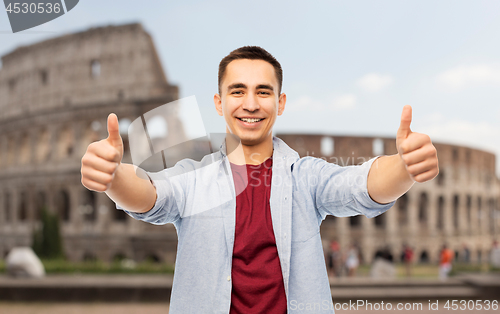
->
xmin=278 ymin=134 xmax=500 ymax=264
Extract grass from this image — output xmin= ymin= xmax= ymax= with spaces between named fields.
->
xmin=2 ymin=259 xmax=499 ymax=276
xmin=0 ymin=258 xmax=174 ymax=274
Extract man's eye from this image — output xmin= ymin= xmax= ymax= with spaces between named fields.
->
xmin=259 ymin=91 xmax=270 ymax=95
xmin=232 ymin=91 xmax=242 ymax=94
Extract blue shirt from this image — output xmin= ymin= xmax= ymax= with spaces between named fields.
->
xmin=117 ymin=137 xmax=395 ymax=313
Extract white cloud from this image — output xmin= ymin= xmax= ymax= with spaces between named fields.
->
xmin=332 ymin=94 xmax=356 ymax=110
xmin=356 ymin=73 xmax=394 ymax=92
xmin=286 ymin=94 xmax=357 ymax=112
xmin=436 ymin=64 xmax=500 ymax=90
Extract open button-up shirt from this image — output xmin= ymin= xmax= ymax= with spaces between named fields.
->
xmin=117 ymin=137 xmax=395 ymax=313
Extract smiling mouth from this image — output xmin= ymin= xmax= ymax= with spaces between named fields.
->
xmin=237 ymin=117 xmax=264 ymax=123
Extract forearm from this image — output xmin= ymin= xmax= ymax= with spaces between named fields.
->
xmin=367 ymin=154 xmax=414 ymax=204
xmin=105 ymin=163 xmax=157 ymax=213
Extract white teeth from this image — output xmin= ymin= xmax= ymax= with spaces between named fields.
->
xmin=240 ymin=118 xmax=262 ymax=123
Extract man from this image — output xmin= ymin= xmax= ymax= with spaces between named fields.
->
xmin=81 ymin=46 xmax=439 ymax=313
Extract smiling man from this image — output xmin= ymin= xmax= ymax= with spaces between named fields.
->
xmin=81 ymin=46 xmax=439 ymax=313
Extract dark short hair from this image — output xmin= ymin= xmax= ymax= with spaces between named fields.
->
xmin=218 ymin=46 xmax=283 ymax=95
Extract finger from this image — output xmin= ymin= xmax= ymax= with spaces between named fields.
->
xmin=413 ymin=168 xmax=439 ymax=183
xmin=81 ymin=167 xmax=114 ymax=187
xmin=399 ymin=133 xmax=431 ymax=154
xmin=107 ymin=113 xmax=122 ymax=148
xmin=92 ymin=142 xmax=122 ymax=163
xmin=81 ymin=177 xmax=108 ymax=192
xmin=397 ymin=105 xmax=412 ymax=140
xmin=401 ymin=144 xmax=436 ymax=166
xmin=405 ymin=158 xmax=438 ymax=177
xmin=82 ymin=154 xmax=119 ymax=174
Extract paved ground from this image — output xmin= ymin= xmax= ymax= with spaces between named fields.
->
xmin=0 ymin=301 xmax=496 ymax=313
xmin=0 ymin=302 xmax=169 ymax=314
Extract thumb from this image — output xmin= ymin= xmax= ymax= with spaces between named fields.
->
xmin=106 ymin=113 xmax=123 ymax=148
xmin=397 ymin=105 xmax=412 ymax=142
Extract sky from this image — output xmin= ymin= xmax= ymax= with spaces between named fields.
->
xmin=1 ymin=0 xmax=499 ymax=176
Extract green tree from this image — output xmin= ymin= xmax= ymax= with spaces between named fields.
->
xmin=32 ymin=207 xmax=64 ymax=259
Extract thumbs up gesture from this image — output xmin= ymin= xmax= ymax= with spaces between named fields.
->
xmin=396 ymin=105 xmax=439 ymax=183
xmin=81 ymin=113 xmax=124 ymax=192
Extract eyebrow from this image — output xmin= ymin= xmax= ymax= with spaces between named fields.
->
xmin=227 ymin=83 xmax=274 ymax=92
xmin=227 ymin=83 xmax=246 ymax=92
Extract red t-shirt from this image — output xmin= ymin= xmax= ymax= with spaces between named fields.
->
xmin=229 ymin=157 xmax=287 ymax=314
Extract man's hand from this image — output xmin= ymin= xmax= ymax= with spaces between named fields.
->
xmin=81 ymin=113 xmax=124 ymax=192
xmin=396 ymin=105 xmax=439 ymax=183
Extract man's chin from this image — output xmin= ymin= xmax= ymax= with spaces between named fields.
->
xmin=239 ymin=136 xmax=266 ymax=147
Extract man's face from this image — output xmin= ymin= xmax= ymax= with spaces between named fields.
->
xmin=214 ymin=59 xmax=286 ymax=147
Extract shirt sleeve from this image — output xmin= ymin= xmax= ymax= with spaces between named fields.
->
xmin=115 ymin=170 xmax=181 ymax=225
xmin=300 ymin=156 xmax=396 ymax=219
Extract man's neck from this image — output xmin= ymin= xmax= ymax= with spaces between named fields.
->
xmin=226 ymin=134 xmax=273 ymax=165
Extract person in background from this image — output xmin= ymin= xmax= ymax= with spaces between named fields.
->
xmin=403 ymin=244 xmax=414 ymax=277
xmin=329 ymin=240 xmax=342 ymax=278
xmin=490 ymin=240 xmax=500 ymax=268
xmin=439 ymin=244 xmax=454 ymax=281
xmin=461 ymin=243 xmax=470 ymax=264
xmin=345 ymin=243 xmax=360 ymax=277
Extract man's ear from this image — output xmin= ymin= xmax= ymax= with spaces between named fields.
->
xmin=277 ymin=93 xmax=286 ymax=116
xmin=214 ymin=93 xmax=223 ymax=116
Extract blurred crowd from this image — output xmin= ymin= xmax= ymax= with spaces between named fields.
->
xmin=323 ymin=240 xmax=500 ymax=279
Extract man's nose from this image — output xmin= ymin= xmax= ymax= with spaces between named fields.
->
xmin=242 ymin=93 xmax=260 ymax=112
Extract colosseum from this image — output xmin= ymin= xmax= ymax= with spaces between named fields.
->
xmin=0 ymin=23 xmax=499 ymax=266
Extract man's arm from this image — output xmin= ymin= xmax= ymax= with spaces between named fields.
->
xmin=105 ymin=163 xmax=157 ymax=213
xmin=81 ymin=113 xmax=156 ymax=214
xmin=367 ymin=105 xmax=439 ymax=204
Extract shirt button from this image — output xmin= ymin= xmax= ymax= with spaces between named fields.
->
xmin=227 ymin=276 xmax=231 ymax=281
xmin=284 ymin=197 xmax=287 ymax=201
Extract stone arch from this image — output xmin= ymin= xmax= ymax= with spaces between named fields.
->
xmin=35 ymin=191 xmax=47 ymax=221
xmin=58 ymin=125 xmax=74 ymax=159
xmin=81 ymin=121 xmax=100 ymax=154
xmin=36 ymin=127 xmax=50 ymax=163
xmin=7 ymin=136 xmax=16 ymax=166
xmin=349 ymin=215 xmax=361 ymax=227
xmin=145 ymin=252 xmax=161 ymax=263
xmin=56 ymin=190 xmax=70 ymax=222
xmin=90 ymin=59 xmax=101 ymax=78
xmin=419 ymin=250 xmax=429 ymax=263
xmin=114 ymin=200 xmax=128 ymax=222
xmin=488 ymin=198 xmax=495 ymax=234
xmin=81 ymin=189 xmax=97 ymax=222
xmin=4 ymin=192 xmax=11 ymax=222
xmin=477 ymin=196 xmax=483 ymax=229
xmin=466 ymin=195 xmax=472 ymax=230
xmin=453 ymin=194 xmax=459 ymax=229
xmin=437 ymin=170 xmax=445 ymax=186
xmin=372 ymin=138 xmax=384 ymax=156
xmin=19 ymin=132 xmax=30 ymax=164
xmin=397 ymin=193 xmax=408 ymax=225
xmin=19 ymin=191 xmax=27 ymax=221
xmin=437 ymin=196 xmax=445 ymax=229
xmin=418 ymin=192 xmax=428 ymax=223
xmin=320 ymin=136 xmax=334 ymax=156
xmin=83 ymin=251 xmax=97 ymax=262
xmin=374 ymin=212 xmax=386 ymax=228
xmin=113 ymin=252 xmax=127 ymax=262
